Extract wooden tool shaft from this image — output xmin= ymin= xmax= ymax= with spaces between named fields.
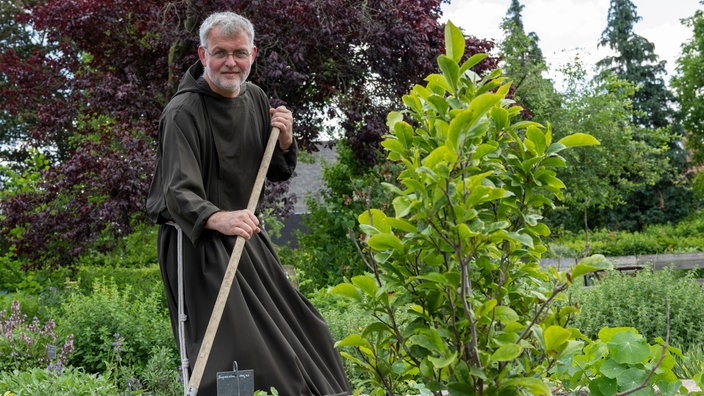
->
xmin=187 ymin=127 xmax=281 ymax=395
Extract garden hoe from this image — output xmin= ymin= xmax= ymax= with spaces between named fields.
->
xmin=172 ymin=127 xmax=281 ymax=396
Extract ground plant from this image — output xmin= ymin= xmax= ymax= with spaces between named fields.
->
xmin=332 ymin=22 xmax=604 ymax=395
xmin=0 ymin=300 xmax=73 ymax=374
xmin=569 ymin=268 xmax=704 ymax=350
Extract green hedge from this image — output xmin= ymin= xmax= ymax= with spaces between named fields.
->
xmin=569 ymin=268 xmax=704 ymax=350
xmin=547 ymin=210 xmax=704 ymax=257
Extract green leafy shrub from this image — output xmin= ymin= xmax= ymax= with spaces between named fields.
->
xmin=54 ymin=278 xmax=175 ymax=377
xmin=332 ymin=22 xmax=600 ymax=394
xmin=74 ymin=223 xmax=159 ymax=269
xmin=570 ymin=268 xmax=704 ymax=350
xmin=73 ymin=264 xmax=163 ymax=298
xmin=308 ymin=288 xmax=377 ymax=390
xmin=295 ymin=142 xmax=399 ymax=292
xmin=547 ymin=210 xmax=704 ymax=257
xmin=140 ymin=345 xmax=182 ymax=396
xmin=0 ymin=366 xmax=117 ymax=395
xmin=0 ymin=300 xmax=74 ymax=373
xmin=553 ymin=327 xmax=687 ymax=395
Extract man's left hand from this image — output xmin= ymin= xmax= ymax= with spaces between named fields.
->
xmin=270 ymin=106 xmax=293 ymax=152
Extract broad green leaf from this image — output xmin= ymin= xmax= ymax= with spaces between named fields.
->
xmin=458 ymin=53 xmax=487 ymax=75
xmin=448 ymin=94 xmax=501 ymax=150
xmin=367 ymin=233 xmax=404 ymax=253
xmin=501 ymin=377 xmax=551 ymax=395
xmin=558 ymin=133 xmax=600 ymax=147
xmin=335 ymin=333 xmax=370 ymax=348
xmin=423 ymin=145 xmax=455 ymax=168
xmin=599 ymin=357 xmax=628 ymax=379
xmin=615 ymin=367 xmax=649 ymax=391
xmin=381 ymin=138 xmax=404 ymax=155
xmin=589 ymin=377 xmax=619 ymax=396
xmin=490 ymin=106 xmax=509 ymax=131
xmin=351 ymin=275 xmax=378 ymax=298
xmin=427 ymin=95 xmax=450 ymax=116
xmin=572 ymin=254 xmax=613 ymax=278
xmin=526 ymin=126 xmax=546 ymax=155
xmin=607 ymin=329 xmax=650 ymax=365
xmin=490 ymin=343 xmax=522 ymax=362
xmin=475 ymin=299 xmax=498 ymax=317
xmin=394 ymin=120 xmax=415 ymax=149
xmin=410 ymin=329 xmax=445 ymax=353
xmin=494 ymin=306 xmax=519 ymax=325
xmin=358 ymin=209 xmax=392 ymax=233
xmin=386 ymin=217 xmax=417 ymax=233
xmin=444 ymin=21 xmax=465 ymax=63
xmin=425 ymin=74 xmax=452 ymax=93
xmin=539 ymin=173 xmax=566 ymax=190
xmin=655 ymin=379 xmax=683 ymax=396
xmin=598 ymin=327 xmax=637 ymax=343
xmin=471 ymin=142 xmax=499 ymax=161
xmin=428 ymin=352 xmax=458 ymax=369
xmin=329 ymin=283 xmax=361 ymax=302
xmin=415 ymin=272 xmax=452 ymax=286
xmin=402 ymin=93 xmax=422 ymax=114
xmin=386 ymin=111 xmax=403 ymax=129
xmin=392 ymin=196 xmax=412 ymax=218
xmin=544 ymin=325 xmax=571 ymax=352
xmin=540 ymin=156 xmax=567 ymax=168
xmin=438 ymin=55 xmax=459 ymax=93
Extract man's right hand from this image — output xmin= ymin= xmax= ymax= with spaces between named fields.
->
xmin=205 ymin=210 xmax=260 ymax=239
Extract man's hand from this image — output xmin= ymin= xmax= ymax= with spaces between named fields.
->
xmin=205 ymin=210 xmax=260 ymax=239
xmin=270 ymin=106 xmax=293 ymax=152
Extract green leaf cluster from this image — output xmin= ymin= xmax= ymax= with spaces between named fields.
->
xmin=331 ymin=21 xmax=598 ymax=395
xmin=553 ymin=327 xmax=687 ymax=396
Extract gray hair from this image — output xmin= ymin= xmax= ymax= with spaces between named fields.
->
xmin=199 ymin=12 xmax=255 ymax=48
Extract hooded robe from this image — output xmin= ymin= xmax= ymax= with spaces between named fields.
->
xmin=147 ymin=62 xmax=351 ymax=396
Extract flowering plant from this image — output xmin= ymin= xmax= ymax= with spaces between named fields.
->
xmin=0 ymin=300 xmax=74 ymax=373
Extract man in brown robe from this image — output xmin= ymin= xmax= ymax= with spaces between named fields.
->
xmin=146 ymin=11 xmax=350 ymax=396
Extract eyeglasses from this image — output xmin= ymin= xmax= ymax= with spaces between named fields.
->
xmin=204 ymin=48 xmax=251 ymax=60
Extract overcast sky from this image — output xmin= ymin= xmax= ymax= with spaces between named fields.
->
xmin=441 ymin=0 xmax=702 ymax=86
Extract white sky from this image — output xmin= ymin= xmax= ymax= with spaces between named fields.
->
xmin=441 ymin=0 xmax=702 ymax=86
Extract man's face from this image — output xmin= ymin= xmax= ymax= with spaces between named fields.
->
xmin=198 ymin=26 xmax=257 ymax=98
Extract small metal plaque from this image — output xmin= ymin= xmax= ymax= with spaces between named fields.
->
xmin=47 ymin=344 xmax=57 ymax=359
xmin=216 ymin=368 xmax=254 ymax=396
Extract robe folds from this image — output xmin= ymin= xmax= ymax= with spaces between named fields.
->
xmin=147 ymin=61 xmax=351 ymax=396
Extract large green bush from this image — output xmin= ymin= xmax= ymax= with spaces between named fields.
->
xmin=547 ymin=210 xmax=704 ymax=257
xmin=295 ymin=142 xmax=398 ymax=292
xmin=570 ymin=268 xmax=704 ymax=350
xmin=332 ymin=22 xmax=601 ymax=394
xmin=54 ymin=278 xmax=175 ymax=378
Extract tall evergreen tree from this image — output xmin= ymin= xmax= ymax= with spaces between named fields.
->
xmin=498 ymin=0 xmax=560 ymax=122
xmin=597 ymin=0 xmax=674 ymax=128
xmin=595 ymin=0 xmax=690 ymax=231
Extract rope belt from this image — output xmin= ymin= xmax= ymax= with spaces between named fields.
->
xmin=165 ymin=221 xmax=190 ymax=396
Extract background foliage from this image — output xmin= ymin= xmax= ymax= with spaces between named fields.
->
xmin=0 ymin=0 xmax=498 ymax=269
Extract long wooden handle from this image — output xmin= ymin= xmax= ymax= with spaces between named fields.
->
xmin=187 ymin=127 xmax=281 ymax=396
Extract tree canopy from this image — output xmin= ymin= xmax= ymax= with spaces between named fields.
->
xmin=596 ymin=0 xmax=674 ymax=128
xmin=0 ymin=0 xmax=498 ymax=268
xmin=672 ymin=7 xmax=704 ymax=165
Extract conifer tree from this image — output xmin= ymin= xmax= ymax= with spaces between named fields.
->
xmin=595 ymin=0 xmax=690 ymax=231
xmin=597 ymin=0 xmax=673 ymax=128
xmin=498 ymin=0 xmax=560 ymax=123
